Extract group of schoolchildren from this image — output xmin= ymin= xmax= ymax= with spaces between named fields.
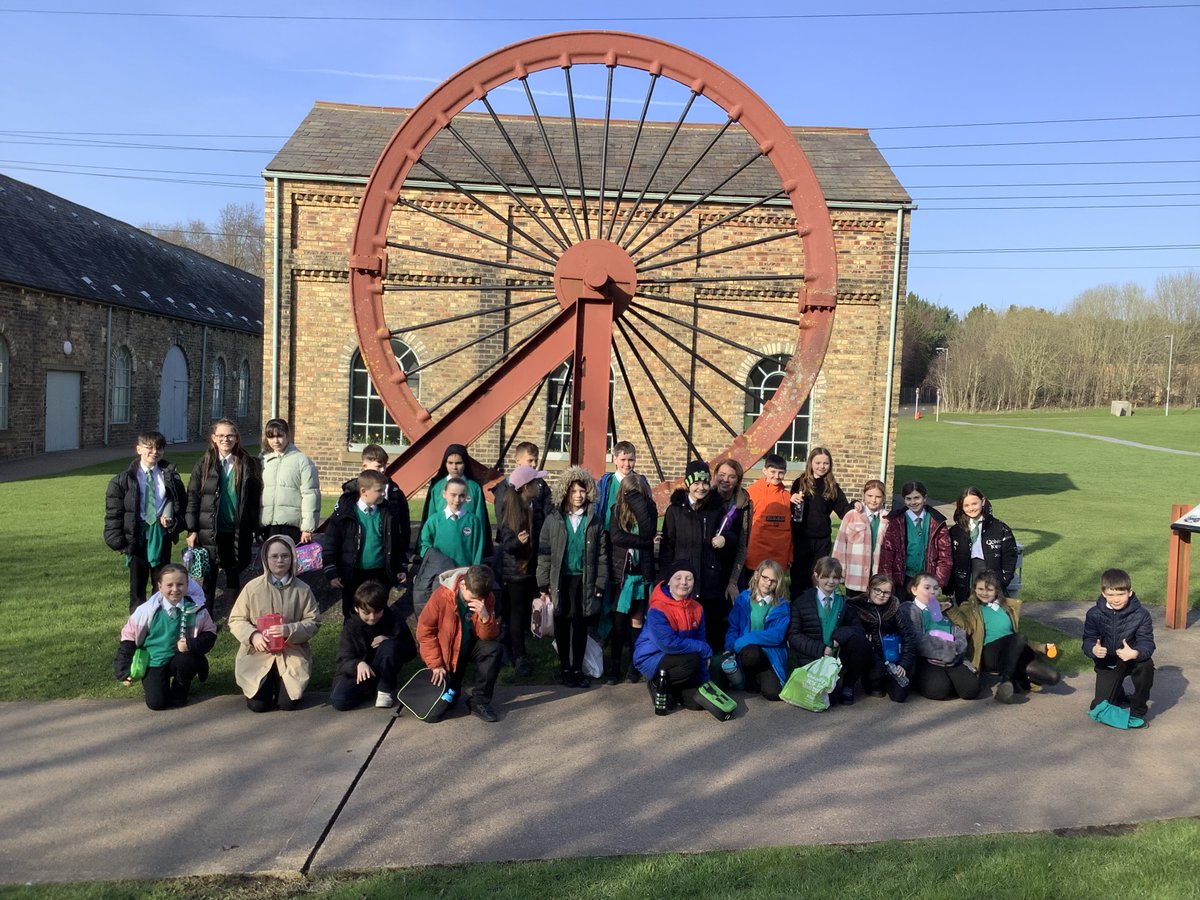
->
xmin=108 ymin=430 xmax=1157 ymax=728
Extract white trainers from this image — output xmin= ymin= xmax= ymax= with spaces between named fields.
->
xmin=375 ymin=690 xmax=396 ymax=709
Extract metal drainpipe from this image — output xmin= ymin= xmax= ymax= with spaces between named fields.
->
xmin=199 ymin=326 xmax=208 ymax=436
xmin=103 ymin=306 xmax=112 ymax=445
xmin=271 ymin=176 xmax=281 ymax=419
xmin=880 ymin=207 xmax=905 ymax=485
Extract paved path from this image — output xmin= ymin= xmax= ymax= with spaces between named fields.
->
xmin=1 ymin=602 xmax=1196 ymax=886
xmin=0 ymin=442 xmax=208 ymax=483
xmin=941 ymin=420 xmax=1200 ymax=457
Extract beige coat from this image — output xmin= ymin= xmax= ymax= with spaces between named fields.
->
xmin=228 ymin=536 xmax=320 ymax=700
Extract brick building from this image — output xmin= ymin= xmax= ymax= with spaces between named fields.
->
xmin=264 ymin=101 xmax=912 ymax=494
xmin=0 ymin=173 xmax=263 ymax=459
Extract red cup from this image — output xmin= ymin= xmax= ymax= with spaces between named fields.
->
xmin=257 ymin=614 xmax=285 ymax=652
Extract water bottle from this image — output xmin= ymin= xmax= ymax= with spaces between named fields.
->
xmin=721 ymin=652 xmax=744 ymax=691
xmin=791 ymin=495 xmax=805 ymax=524
xmin=653 ymin=668 xmax=671 ymax=716
xmin=881 ymin=633 xmax=901 ymax=665
xmin=885 ymin=662 xmax=909 ymax=687
xmin=439 ymin=687 xmax=457 ymax=705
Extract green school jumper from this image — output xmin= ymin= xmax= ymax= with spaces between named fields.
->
xmin=355 ymin=505 xmax=386 ymax=571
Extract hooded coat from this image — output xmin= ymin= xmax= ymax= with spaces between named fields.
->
xmin=633 ymin=580 xmax=712 ymax=680
xmin=536 ymin=466 xmax=609 ymax=617
xmin=228 ymin=536 xmax=321 ymax=701
xmin=416 ymin=567 xmax=500 ymax=674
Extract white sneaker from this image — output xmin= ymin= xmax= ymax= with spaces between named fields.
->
xmin=375 ymin=690 xmax=395 ymax=709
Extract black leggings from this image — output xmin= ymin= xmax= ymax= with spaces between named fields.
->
xmin=608 ymin=607 xmax=644 ymax=677
xmin=555 ymin=574 xmax=592 ymax=673
xmin=980 ymin=633 xmax=1033 ymax=684
xmin=247 ymin=666 xmax=298 ymax=713
xmin=202 ymin=530 xmax=244 ymax=616
xmin=658 ymin=652 xmax=703 ymax=694
xmin=915 ymin=660 xmax=980 ymax=700
xmin=738 ymin=644 xmax=782 ymax=701
xmin=861 ymin=657 xmax=910 ymax=703
xmin=505 ymin=577 xmax=537 ymax=661
xmin=143 ymin=652 xmax=204 ymax=710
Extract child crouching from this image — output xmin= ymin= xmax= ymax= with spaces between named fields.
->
xmin=331 ymin=581 xmax=417 ymax=711
xmin=115 ymin=563 xmax=216 ymax=710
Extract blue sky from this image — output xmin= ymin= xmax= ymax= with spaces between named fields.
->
xmin=1 ymin=1 xmax=1196 ymax=315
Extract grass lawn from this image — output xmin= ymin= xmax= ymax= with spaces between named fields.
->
xmin=4 ymin=817 xmax=1197 ymax=899
xmin=895 ymin=408 xmax=1200 ymax=607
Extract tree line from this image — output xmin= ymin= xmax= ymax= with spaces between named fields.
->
xmin=902 ymin=273 xmax=1199 ymax=412
xmin=142 ymin=202 xmax=264 ymax=277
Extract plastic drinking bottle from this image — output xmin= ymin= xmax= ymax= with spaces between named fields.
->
xmin=653 ymin=668 xmax=671 ymax=716
xmin=721 ymin=652 xmax=744 ymax=691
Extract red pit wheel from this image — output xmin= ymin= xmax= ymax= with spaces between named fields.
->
xmin=349 ymin=30 xmax=837 ymax=505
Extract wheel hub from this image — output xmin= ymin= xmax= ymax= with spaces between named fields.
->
xmin=552 ymin=239 xmax=637 ymax=313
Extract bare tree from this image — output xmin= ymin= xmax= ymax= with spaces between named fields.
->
xmin=142 ymin=201 xmax=263 ymax=277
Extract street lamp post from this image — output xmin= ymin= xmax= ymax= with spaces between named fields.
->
xmin=1164 ymin=334 xmax=1175 ymax=417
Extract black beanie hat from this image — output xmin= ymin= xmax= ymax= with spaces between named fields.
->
xmin=683 ymin=460 xmax=710 ymax=487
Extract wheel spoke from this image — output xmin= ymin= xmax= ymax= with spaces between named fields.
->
xmin=612 ymin=343 xmax=666 ymax=484
xmin=625 ymin=143 xmax=761 ymax=258
xmin=388 ymin=293 xmax=554 ymax=335
xmin=622 ymin=118 xmax=736 ymax=254
xmin=517 ymin=78 xmax=585 ymax=243
xmin=615 ymin=319 xmax=703 ymax=460
xmin=542 ymin=359 xmax=573 ymax=459
xmin=396 ymin=197 xmax=556 ymax=268
xmin=494 ymin=377 xmax=546 ymax=469
xmin=640 ymin=273 xmax=803 ymax=287
xmin=637 ymin=229 xmax=799 ymax=274
xmin=619 ymin=313 xmax=740 ymax=439
xmin=634 ymin=189 xmax=786 ymax=265
xmin=605 ymin=72 xmax=659 ymax=241
xmin=407 ymin=299 xmax=558 ymax=378
xmin=414 ymin=156 xmax=563 ymax=257
xmin=427 ymin=314 xmax=557 ymax=416
xmin=598 ymin=64 xmax=614 ymax=240
xmin=633 ymin=289 xmax=800 ymax=326
xmin=625 ymin=300 xmax=769 ymax=402
xmin=563 ymin=67 xmax=591 ymax=241
xmin=612 ymin=90 xmax=700 ymax=246
xmin=386 ymin=240 xmax=553 ymax=280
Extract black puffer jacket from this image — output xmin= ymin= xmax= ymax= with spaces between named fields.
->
xmin=948 ymin=504 xmax=1018 ymax=602
xmin=335 ymin=476 xmax=412 ymax=562
xmin=851 ymin=596 xmax=917 ymax=672
xmin=334 ymin=606 xmax=417 ymax=679
xmin=323 ymin=487 xmax=409 ymax=584
xmin=788 ymin=589 xmax=865 ymax=665
xmin=659 ymin=489 xmax=726 ymax=601
xmin=1082 ymin=593 xmax=1156 ymax=663
xmin=185 ymin=451 xmax=262 ymax=567
xmin=104 ymin=459 xmax=187 ymax=552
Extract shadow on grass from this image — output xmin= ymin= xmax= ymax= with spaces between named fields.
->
xmin=893 ymin=467 xmax=1076 ymax=503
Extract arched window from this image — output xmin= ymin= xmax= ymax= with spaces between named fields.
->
xmin=546 ymin=361 xmax=615 ymax=457
xmin=349 ymin=340 xmax=420 ymax=448
xmin=211 ymin=358 xmax=226 ymax=419
xmin=745 ymin=354 xmax=811 ymax=463
xmin=110 ymin=346 xmax=132 ymax=424
xmin=237 ymin=360 xmax=251 ymax=417
xmin=0 ymin=335 xmax=9 ymax=430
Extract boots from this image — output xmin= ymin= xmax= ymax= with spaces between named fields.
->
xmin=1025 ymin=654 xmax=1061 ymax=686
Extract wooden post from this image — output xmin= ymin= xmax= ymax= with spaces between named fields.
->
xmin=1166 ymin=503 xmax=1192 ymax=630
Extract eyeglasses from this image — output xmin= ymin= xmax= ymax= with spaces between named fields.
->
xmin=758 ymin=576 xmax=779 ymax=585
xmin=870 ymin=588 xmax=893 ymax=597
xmin=214 ymin=434 xmax=237 ymax=441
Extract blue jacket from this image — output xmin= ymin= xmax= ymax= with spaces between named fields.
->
xmin=725 ymin=590 xmax=790 ymax=685
xmin=1082 ymin=593 xmax=1155 ymax=665
xmin=633 ymin=582 xmax=712 ymax=681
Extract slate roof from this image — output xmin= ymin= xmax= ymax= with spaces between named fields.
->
xmin=0 ymin=172 xmax=263 ymax=334
xmin=266 ymin=102 xmax=910 ymax=205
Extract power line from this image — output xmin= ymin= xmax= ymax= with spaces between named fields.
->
xmin=912 ymin=243 xmax=1200 ymax=254
xmin=919 ymin=202 xmax=1200 ymax=209
xmin=0 ymin=163 xmax=258 ymax=189
xmin=913 ymin=264 xmax=1196 ymax=270
xmin=905 ymin=179 xmax=1200 ymax=187
xmin=880 ymin=135 xmax=1200 ymax=151
xmin=871 ymin=113 xmax=1200 ymax=130
xmin=914 ymin=192 xmax=1200 ymax=200
xmin=0 ymin=130 xmax=288 ymax=139
xmin=0 ymin=158 xmax=258 ymax=179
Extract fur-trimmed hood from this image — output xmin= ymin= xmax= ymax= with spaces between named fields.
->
xmin=552 ymin=465 xmax=597 ymax=510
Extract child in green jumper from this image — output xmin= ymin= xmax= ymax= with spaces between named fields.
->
xmin=419 ymin=477 xmax=487 ymax=569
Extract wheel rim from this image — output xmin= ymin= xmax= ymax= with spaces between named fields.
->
xmin=349 ymin=30 xmax=838 ymax=505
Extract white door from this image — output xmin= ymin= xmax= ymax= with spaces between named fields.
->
xmin=158 ymin=346 xmax=189 ymax=442
xmin=45 ymin=371 xmax=81 ymax=451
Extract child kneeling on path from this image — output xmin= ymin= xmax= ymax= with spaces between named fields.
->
xmin=229 ymin=535 xmax=321 ymax=713
xmin=115 ymin=563 xmax=216 ymax=710
xmin=416 ymin=565 xmax=502 ymax=723
xmin=331 ymin=581 xmax=418 ymax=711
xmin=633 ymin=561 xmax=714 ymax=713
xmin=1083 ymin=567 xmax=1155 ymax=726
